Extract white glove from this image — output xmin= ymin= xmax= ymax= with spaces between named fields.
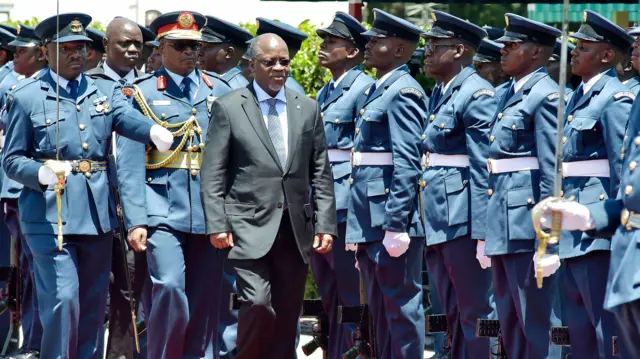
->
xmin=382 ymin=231 xmax=410 ymax=257
xmin=345 ymin=243 xmax=357 ymax=251
xmin=38 ymin=161 xmax=71 ymax=186
xmin=532 ymin=252 xmax=561 ymax=278
xmin=476 ymin=240 xmax=492 ymax=269
xmin=150 ymin=125 xmax=174 ymax=152
xmin=539 ymin=201 xmax=595 ymax=231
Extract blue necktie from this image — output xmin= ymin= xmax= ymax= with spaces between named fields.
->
xmin=181 ymin=77 xmax=192 ymax=103
xmin=325 ymin=82 xmax=335 ymax=103
xmin=68 ymin=80 xmax=79 ymax=101
xmin=504 ymin=85 xmax=515 ymax=102
xmin=266 ymin=98 xmax=287 ymax=168
xmin=366 ymin=84 xmax=377 ymax=101
xmin=431 ymin=85 xmax=441 ymax=107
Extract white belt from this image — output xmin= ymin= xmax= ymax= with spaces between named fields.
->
xmin=487 ymin=157 xmax=539 ymax=174
xmin=351 ymin=152 xmax=393 ymax=167
xmin=327 ymin=149 xmax=351 ymax=163
xmin=422 ymin=153 xmax=470 ymax=169
xmin=562 ymin=159 xmax=610 ymax=178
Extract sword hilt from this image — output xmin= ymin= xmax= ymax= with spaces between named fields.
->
xmin=532 ymin=197 xmax=564 ymax=288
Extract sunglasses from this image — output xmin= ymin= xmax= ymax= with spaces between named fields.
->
xmin=167 ymin=41 xmax=202 ymax=52
xmin=259 ymin=58 xmax=291 ymax=68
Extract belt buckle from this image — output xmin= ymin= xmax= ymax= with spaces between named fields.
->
xmin=423 ymin=152 xmax=430 ymax=169
xmin=487 ymin=158 xmax=493 ymax=173
xmin=77 ymin=160 xmax=91 ymax=173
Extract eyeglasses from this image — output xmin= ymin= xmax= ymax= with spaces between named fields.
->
xmin=259 ymin=58 xmax=291 ymax=68
xmin=166 ymin=41 xmax=202 ymax=52
xmin=424 ymin=42 xmax=459 ymax=53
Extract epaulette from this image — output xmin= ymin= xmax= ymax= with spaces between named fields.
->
xmin=399 ymin=87 xmax=423 ymax=98
xmin=202 ymin=70 xmax=230 ymax=87
xmin=473 ymin=89 xmax=495 ymax=99
xmin=132 ymin=72 xmax=153 ymax=85
xmin=614 ymin=91 xmax=636 ymax=101
xmin=547 ymin=92 xmax=560 ymax=101
xmin=201 ymin=72 xmax=213 ymax=88
xmin=157 ymin=75 xmax=166 ymax=91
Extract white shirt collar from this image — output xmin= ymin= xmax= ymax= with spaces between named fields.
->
xmin=164 ymin=68 xmax=200 ymax=89
xmin=49 ymin=69 xmax=82 ymax=92
xmin=442 ymin=74 xmax=459 ymax=95
xmin=253 ymin=80 xmax=287 ymax=104
xmin=14 ymin=70 xmax=39 ymax=81
xmin=581 ymin=70 xmax=608 ymax=95
xmin=375 ymin=66 xmax=402 ymax=88
xmin=103 ymin=61 xmax=137 ymax=83
xmin=512 ymin=67 xmax=544 ymax=94
xmin=330 ymin=67 xmax=356 ymax=88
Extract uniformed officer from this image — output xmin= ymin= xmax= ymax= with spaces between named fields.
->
xmin=255 ymin=18 xmax=307 ymax=95
xmin=421 ymin=11 xmax=497 ymax=359
xmin=199 ymin=15 xmax=253 ymax=90
xmin=312 ymin=11 xmax=373 ymax=359
xmin=0 ymin=26 xmax=17 ymax=84
xmin=473 ymin=38 xmax=508 ymax=87
xmin=346 ymin=8 xmax=427 ymax=358
xmin=115 ymin=11 xmax=231 ymax=358
xmin=86 ymin=16 xmax=148 ymax=359
xmin=483 ymin=26 xmax=505 ymax=41
xmin=137 ymin=24 xmax=156 ymax=72
xmin=486 ymin=13 xmax=563 ymax=359
xmin=0 ymin=23 xmax=47 ymax=359
xmin=1 ymin=12 xmax=173 ymax=359
xmin=557 ymin=11 xmax=634 ymax=359
xmin=616 ymin=28 xmax=640 ymax=95
xmin=86 ymin=27 xmax=106 ymax=71
xmin=548 ymin=40 xmax=580 ymax=97
xmin=144 ymin=37 xmax=162 ymax=74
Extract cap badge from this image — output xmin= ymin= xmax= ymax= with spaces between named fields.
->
xmin=431 ymin=13 xmax=437 ymax=21
xmin=70 ymin=19 xmax=83 ymax=33
xmin=505 ymin=15 xmax=509 ymax=26
xmin=178 ymin=12 xmax=194 ymax=29
xmin=583 ymin=11 xmax=588 ymax=23
xmin=16 ymin=25 xmax=20 ymax=35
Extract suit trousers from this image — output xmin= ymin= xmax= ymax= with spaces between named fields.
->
xmin=207 ymin=249 xmax=238 ymax=359
xmin=5 ymin=200 xmax=42 ymax=351
xmin=310 ymin=222 xmax=359 ymax=359
xmin=612 ymin=299 xmax=640 ymax=358
xmin=356 ymin=237 xmax=425 ymax=359
xmin=425 ymin=236 xmax=495 ymax=359
xmin=145 ymin=227 xmax=220 ymax=359
xmin=491 ymin=252 xmax=562 ymax=359
xmin=27 ymin=233 xmax=113 ymax=359
xmin=230 ymin=214 xmax=308 ymax=359
xmin=106 ymin=235 xmax=148 ymax=359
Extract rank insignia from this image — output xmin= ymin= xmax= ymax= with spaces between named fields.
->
xmin=178 ymin=12 xmax=195 ymax=29
xmin=70 ymin=19 xmax=83 ymax=33
xmin=201 ymin=73 xmax=213 ymax=88
xmin=122 ymin=87 xmax=133 ymax=97
xmin=158 ymin=76 xmax=167 ymax=91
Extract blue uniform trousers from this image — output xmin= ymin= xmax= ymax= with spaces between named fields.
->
xmin=207 ymin=250 xmax=238 ymax=359
xmin=612 ymin=300 xmax=640 ymax=358
xmin=564 ymin=251 xmax=617 ymax=359
xmin=28 ymin=233 xmax=113 ymax=359
xmin=310 ymin=222 xmax=359 ymax=359
xmin=5 ymin=203 xmax=42 ymax=351
xmin=425 ymin=236 xmax=494 ymax=359
xmin=427 ymin=273 xmax=447 ymax=355
xmin=491 ymin=253 xmax=562 ymax=359
xmin=146 ymin=227 xmax=220 ymax=359
xmin=356 ymin=238 xmax=424 ymax=359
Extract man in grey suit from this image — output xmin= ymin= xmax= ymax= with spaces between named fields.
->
xmin=200 ymin=33 xmax=337 ymax=359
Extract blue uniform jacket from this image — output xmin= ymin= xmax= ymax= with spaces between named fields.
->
xmin=421 ymin=66 xmax=497 ymax=245
xmin=0 ymin=70 xmax=22 ymax=201
xmin=346 ymin=65 xmax=428 ymax=243
xmin=0 ymin=62 xmax=14 ymax=86
xmin=222 ymin=66 xmax=249 ymax=90
xmin=286 ymin=74 xmax=305 ymax=96
xmin=116 ymin=67 xmax=231 ymax=232
xmin=316 ymin=67 xmax=374 ymax=224
xmin=623 ymin=76 xmax=640 ymax=96
xmin=485 ymin=68 xmax=560 ymax=256
xmin=2 ymin=71 xmax=155 ymax=235
xmin=560 ymin=69 xmax=632 ymax=259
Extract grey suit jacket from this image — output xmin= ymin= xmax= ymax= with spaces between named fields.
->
xmin=200 ymin=84 xmax=337 ymax=263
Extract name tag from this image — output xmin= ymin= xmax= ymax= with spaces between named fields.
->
xmin=151 ymin=100 xmax=171 ymax=106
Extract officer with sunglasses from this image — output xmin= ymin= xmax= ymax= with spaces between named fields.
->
xmin=114 ymin=11 xmax=231 ymax=358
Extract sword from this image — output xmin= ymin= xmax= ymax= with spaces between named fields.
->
xmin=532 ymin=0 xmax=570 ymax=288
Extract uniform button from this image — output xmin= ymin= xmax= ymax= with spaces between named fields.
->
xmin=85 ymin=172 xmax=92 ymax=179
xmin=568 ymin=115 xmax=573 ymax=122
xmin=421 ymin=180 xmax=427 ymax=188
xmin=320 ymin=112 xmax=324 ymax=118
xmin=349 ymin=178 xmax=354 ymax=185
xmin=147 ymin=177 xmax=152 ymax=182
xmin=490 ymin=136 xmax=495 ymax=142
xmin=497 ymin=113 xmax=503 ymax=120
xmin=635 ymin=136 xmax=640 ymax=146
xmin=79 ymin=124 xmax=86 ymax=131
xmin=359 ymin=109 xmax=365 ymax=115
xmin=488 ymin=189 xmax=493 ymax=196
xmin=277 ymin=202 xmax=283 ymax=208
xmin=511 ymin=124 xmax=516 ymax=130
xmin=440 ymin=123 xmax=445 ymax=129
xmin=527 ymin=198 xmax=532 ymax=204
xmin=192 ymin=145 xmax=199 ymax=152
xmin=621 ymin=153 xmax=625 ymax=160
xmin=161 ymin=113 xmax=166 ymax=118
xmin=630 ymin=161 xmax=637 ymax=171
xmin=625 ymin=185 xmax=633 ymax=195
xmin=10 ymin=84 xmax=15 ymax=90
xmin=355 ymin=128 xmax=360 ymax=134
xmin=76 ymin=105 xmax=81 ymax=111
xmin=562 ymin=137 xmax=567 ymax=144
xmin=421 ymin=134 xmax=426 ymax=140
xmin=334 ymin=119 xmax=339 ymax=124
xmin=385 ymin=188 xmax=390 ymax=194
xmin=578 ymin=126 xmax=582 ymax=131
xmin=560 ymin=191 xmax=564 ymax=197
xmin=599 ymin=194 xmax=605 ymax=200
xmin=624 ymin=135 xmax=628 ymax=141
xmin=191 ymin=170 xmax=198 ymax=176
xmin=192 ymin=108 xmax=197 ymax=114
xmin=429 ymin=114 xmax=435 ymax=122
xmin=46 ymin=119 xmax=52 ymax=125
xmin=351 ymin=148 xmax=355 ymax=153
xmin=82 ymin=142 xmax=88 ymax=150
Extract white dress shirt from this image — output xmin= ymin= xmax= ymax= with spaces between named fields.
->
xmin=253 ymin=80 xmax=289 ymax=158
xmin=375 ymin=65 xmax=403 ymax=88
xmin=103 ymin=61 xmax=137 ymax=84
xmin=165 ymin=68 xmax=200 ymax=99
xmin=580 ymin=70 xmax=607 ymax=95
xmin=512 ymin=67 xmax=544 ymax=94
xmin=49 ymin=69 xmax=83 ymax=95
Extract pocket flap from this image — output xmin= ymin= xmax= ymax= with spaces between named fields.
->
xmin=304 ymin=203 xmax=313 ymax=218
xmin=432 ymin=114 xmax=456 ymax=129
xmin=367 ymin=178 xmax=387 ymax=197
xmin=579 ymin=184 xmax=606 ymax=205
xmin=501 ymin=115 xmax=526 ymax=130
xmin=570 ymin=117 xmax=598 ymax=131
xmin=31 ymin=111 xmax=67 ymax=127
xmin=507 ymin=187 xmax=536 ymax=207
xmin=225 ymin=202 xmax=256 ymax=216
xmin=332 ymin=161 xmax=352 ymax=179
xmin=444 ymin=172 xmax=465 ymax=193
xmin=363 ymin=111 xmax=384 ymax=123
xmin=324 ymin=111 xmax=354 ymax=124
xmin=146 ymin=171 xmax=168 ymax=185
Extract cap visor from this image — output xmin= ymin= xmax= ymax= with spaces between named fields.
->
xmin=163 ymin=34 xmax=202 ymax=41
xmin=316 ymin=28 xmax=346 ymax=39
xmin=8 ymin=39 xmax=38 ymax=47
xmin=495 ymin=35 xmax=523 ymax=44
xmin=629 ymin=28 xmax=640 ymax=36
xmin=569 ymin=32 xmax=598 ymax=42
xmin=473 ymin=54 xmax=492 ymax=63
xmin=201 ymin=35 xmax=223 ymax=44
xmin=54 ymin=35 xmax=92 ymax=43
xmin=422 ymin=29 xmax=453 ymax=39
xmin=145 ymin=40 xmax=160 ymax=48
xmin=361 ymin=29 xmax=384 ymax=38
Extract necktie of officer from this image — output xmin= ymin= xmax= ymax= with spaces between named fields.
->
xmin=431 ymin=84 xmax=441 ymax=107
xmin=266 ymin=98 xmax=287 ymax=168
xmin=325 ymin=82 xmax=335 ymax=103
xmin=181 ymin=77 xmax=192 ymax=103
xmin=366 ymin=84 xmax=377 ymax=101
xmin=68 ymin=80 xmax=79 ymax=101
xmin=504 ymin=85 xmax=515 ymax=103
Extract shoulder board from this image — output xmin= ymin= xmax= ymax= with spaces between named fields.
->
xmin=203 ymin=70 xmax=230 ymax=87
xmin=157 ymin=75 xmax=166 ymax=91
xmin=614 ymin=91 xmax=636 ymax=100
xmin=132 ymin=72 xmax=154 ymax=85
xmin=547 ymin=92 xmax=560 ymax=101
xmin=201 ymin=72 xmax=213 ymax=88
xmin=399 ymin=87 xmax=423 ymax=98
xmin=473 ymin=89 xmax=494 ymax=99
